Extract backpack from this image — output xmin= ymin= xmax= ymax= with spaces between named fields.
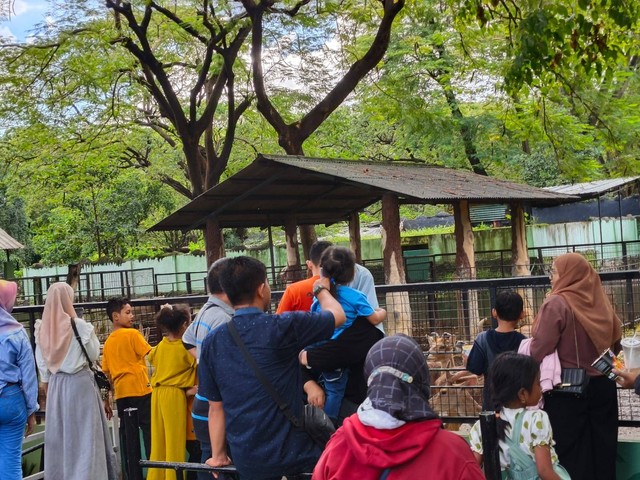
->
xmin=503 ymin=411 xmax=571 ymax=480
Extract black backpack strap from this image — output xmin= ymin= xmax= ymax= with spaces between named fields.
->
xmin=70 ymin=318 xmax=94 ymax=368
xmin=226 ymin=319 xmax=303 ymax=429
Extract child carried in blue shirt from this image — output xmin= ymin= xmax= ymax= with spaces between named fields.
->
xmin=306 ymin=246 xmax=386 ymax=420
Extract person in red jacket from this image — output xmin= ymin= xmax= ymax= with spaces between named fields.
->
xmin=313 ymin=334 xmax=485 ymax=480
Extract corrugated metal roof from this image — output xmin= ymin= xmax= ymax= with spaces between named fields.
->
xmin=544 ymin=177 xmax=640 ymax=197
xmin=151 ymin=155 xmax=577 ymax=231
xmin=271 ymin=155 xmax=575 ymax=202
xmin=0 ymin=227 xmax=23 ymax=250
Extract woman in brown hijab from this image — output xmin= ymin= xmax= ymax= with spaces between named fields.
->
xmin=531 ymin=253 xmax=622 ymax=480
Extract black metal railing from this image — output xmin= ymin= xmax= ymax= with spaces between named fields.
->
xmin=122 ymin=407 xmax=312 ymax=480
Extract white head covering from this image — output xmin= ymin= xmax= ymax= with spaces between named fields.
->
xmin=36 ymin=282 xmax=77 ymax=373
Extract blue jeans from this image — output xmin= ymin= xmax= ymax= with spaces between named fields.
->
xmin=322 ymin=368 xmax=349 ymax=419
xmin=0 ymin=384 xmax=28 ymax=480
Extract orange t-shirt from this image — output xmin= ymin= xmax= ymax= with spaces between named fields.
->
xmin=276 ymin=275 xmax=319 ymax=313
xmin=102 ymin=328 xmax=152 ymax=400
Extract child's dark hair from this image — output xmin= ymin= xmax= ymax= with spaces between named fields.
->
xmin=320 ymin=246 xmax=355 ymax=297
xmin=207 ymin=258 xmax=230 ymax=295
xmin=106 ymin=297 xmax=130 ymax=322
xmin=218 ymin=256 xmax=267 ymax=306
xmin=494 ymin=290 xmax=523 ymax=322
xmin=309 ymin=241 xmax=332 ymax=266
xmin=155 ymin=304 xmax=190 ymax=335
xmin=489 ymin=352 xmax=540 ymax=441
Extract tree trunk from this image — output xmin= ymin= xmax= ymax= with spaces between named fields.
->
xmin=381 ymin=194 xmax=411 ymax=336
xmin=349 ymin=212 xmax=362 ymax=264
xmin=204 ymin=218 xmax=224 ymax=268
xmin=66 ymin=264 xmax=81 ymax=291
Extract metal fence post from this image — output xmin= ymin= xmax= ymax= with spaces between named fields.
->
xmin=186 ymin=272 xmax=192 ymax=294
xmin=123 ymin=407 xmax=144 ymax=480
xmin=479 ymin=411 xmax=501 ymax=480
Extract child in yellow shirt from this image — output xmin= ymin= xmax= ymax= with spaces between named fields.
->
xmin=102 ymin=297 xmax=152 ymax=468
xmin=148 ymin=304 xmax=197 ymax=480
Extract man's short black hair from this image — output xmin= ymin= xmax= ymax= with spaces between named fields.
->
xmin=106 ymin=297 xmax=130 ymax=322
xmin=494 ymin=290 xmax=523 ymax=322
xmin=207 ymin=258 xmax=230 ymax=294
xmin=308 ymin=241 xmax=332 ymax=266
xmin=219 ymin=256 xmax=267 ymax=306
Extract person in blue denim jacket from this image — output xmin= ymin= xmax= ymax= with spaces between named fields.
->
xmin=0 ymin=280 xmax=38 ymax=480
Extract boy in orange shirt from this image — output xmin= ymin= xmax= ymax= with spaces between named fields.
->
xmin=102 ymin=297 xmax=152 ymax=471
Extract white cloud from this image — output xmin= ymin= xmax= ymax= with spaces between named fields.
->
xmin=13 ymin=0 xmax=48 ymax=16
xmin=0 ymin=25 xmax=16 ymax=41
xmin=13 ymin=0 xmax=29 ymax=16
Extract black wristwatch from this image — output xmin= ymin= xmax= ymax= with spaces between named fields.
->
xmin=313 ymin=284 xmax=328 ymax=297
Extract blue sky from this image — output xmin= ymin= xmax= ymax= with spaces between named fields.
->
xmin=1 ymin=0 xmax=50 ymax=42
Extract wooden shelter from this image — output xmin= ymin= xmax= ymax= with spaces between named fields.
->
xmin=151 ymin=154 xmax=576 ymax=281
xmin=151 ymin=154 xmax=576 ymax=334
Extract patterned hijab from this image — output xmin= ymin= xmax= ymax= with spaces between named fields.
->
xmin=0 ymin=280 xmax=22 ymax=335
xmin=36 ymin=282 xmax=77 ymax=374
xmin=359 ymin=334 xmax=438 ymax=426
xmin=549 ymin=253 xmax=622 ymax=353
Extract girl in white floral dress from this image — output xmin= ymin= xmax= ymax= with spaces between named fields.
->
xmin=469 ymin=352 xmax=570 ymax=480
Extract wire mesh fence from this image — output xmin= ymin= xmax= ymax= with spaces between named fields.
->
xmin=13 ymin=270 xmax=640 ymax=426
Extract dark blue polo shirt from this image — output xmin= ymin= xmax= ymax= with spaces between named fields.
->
xmin=198 ymin=307 xmax=335 ymax=479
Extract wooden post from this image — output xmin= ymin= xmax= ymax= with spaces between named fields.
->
xmin=381 ymin=194 xmax=411 ymax=336
xmin=284 ymin=218 xmax=302 ymax=282
xmin=348 ymin=212 xmax=362 ymax=264
xmin=381 ymin=194 xmax=406 ymax=285
xmin=204 ymin=218 xmax=224 ymax=268
xmin=454 ymin=201 xmax=479 ymax=338
xmin=299 ymin=225 xmax=317 ymax=264
xmin=510 ymin=203 xmax=533 ymax=330
xmin=453 ymin=201 xmax=475 ymax=280
xmin=510 ymin=203 xmax=530 ymax=277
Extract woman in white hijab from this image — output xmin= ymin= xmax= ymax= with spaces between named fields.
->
xmin=35 ymin=282 xmax=117 ymax=480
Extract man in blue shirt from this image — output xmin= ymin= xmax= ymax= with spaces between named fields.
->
xmin=198 ymin=256 xmax=346 ymax=480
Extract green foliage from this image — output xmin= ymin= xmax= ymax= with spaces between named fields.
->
xmin=0 ymin=187 xmax=37 ymax=266
xmin=1 ymin=0 xmax=639 ymax=268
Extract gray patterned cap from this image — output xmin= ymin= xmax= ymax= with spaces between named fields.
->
xmin=364 ymin=334 xmax=438 ymax=422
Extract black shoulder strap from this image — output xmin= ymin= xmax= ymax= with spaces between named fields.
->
xmin=476 ymin=331 xmax=496 ymax=369
xmin=226 ymin=319 xmax=303 ymax=428
xmin=70 ymin=318 xmax=94 ymax=368
xmin=193 ymin=301 xmax=219 ymax=339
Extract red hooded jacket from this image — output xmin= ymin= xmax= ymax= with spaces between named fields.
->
xmin=313 ymin=415 xmax=485 ymax=480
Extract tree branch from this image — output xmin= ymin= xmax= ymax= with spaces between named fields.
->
xmin=243 ymin=1 xmax=288 ymax=135
xmin=150 ymin=1 xmax=209 ymax=44
xmin=297 ymin=0 xmax=405 ymax=141
xmin=159 ymin=173 xmax=193 ymax=199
